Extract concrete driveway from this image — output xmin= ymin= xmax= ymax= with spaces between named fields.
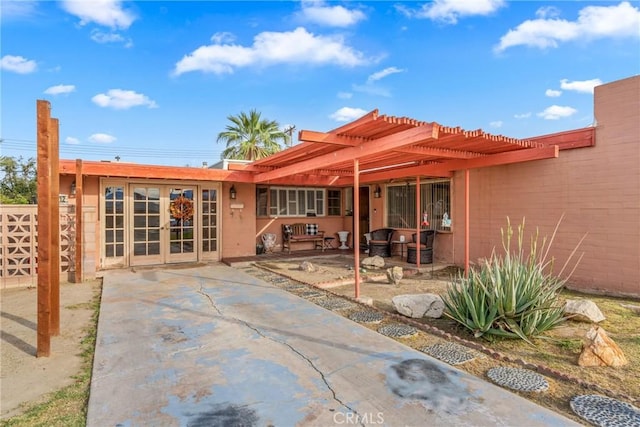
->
xmin=87 ymin=265 xmax=579 ymax=426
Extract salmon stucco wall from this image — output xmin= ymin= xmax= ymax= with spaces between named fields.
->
xmin=451 ymin=75 xmax=640 ymax=297
xmin=221 ymin=182 xmax=258 ymax=257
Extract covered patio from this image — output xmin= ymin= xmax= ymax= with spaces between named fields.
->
xmin=225 ymin=110 xmax=592 ymax=298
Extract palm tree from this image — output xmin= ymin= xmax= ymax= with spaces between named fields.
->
xmin=217 ymin=110 xmax=288 ymax=160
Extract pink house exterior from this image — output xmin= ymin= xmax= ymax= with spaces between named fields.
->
xmin=5 ymin=76 xmax=637 ymax=298
xmin=449 ymin=76 xmax=639 ymax=297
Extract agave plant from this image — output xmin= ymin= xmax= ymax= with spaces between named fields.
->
xmin=443 ymin=217 xmax=585 ymax=344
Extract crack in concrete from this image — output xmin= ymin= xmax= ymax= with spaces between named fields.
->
xmin=196 ymin=284 xmax=364 ymax=426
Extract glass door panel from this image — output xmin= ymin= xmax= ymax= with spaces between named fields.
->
xmin=201 ymin=187 xmax=219 ymax=260
xmin=130 ymin=186 xmax=163 ymax=265
xmin=166 ymin=187 xmax=196 ymax=263
xmin=103 ymin=184 xmax=125 ymax=268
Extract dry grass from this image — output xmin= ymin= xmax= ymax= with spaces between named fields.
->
xmin=1 ymin=285 xmax=102 ymax=427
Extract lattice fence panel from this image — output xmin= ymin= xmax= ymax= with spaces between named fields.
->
xmin=1 ymin=205 xmax=76 ymax=288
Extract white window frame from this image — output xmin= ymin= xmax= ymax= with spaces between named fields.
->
xmin=269 ymin=187 xmax=326 ymax=217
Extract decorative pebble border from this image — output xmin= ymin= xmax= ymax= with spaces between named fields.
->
xmin=570 ymin=395 xmax=640 ymax=427
xmin=487 ymin=366 xmax=549 ymax=393
xmin=316 ymin=297 xmax=355 ymax=311
xmin=298 ymin=290 xmax=324 ymax=299
xmin=349 ymin=310 xmax=385 ymax=324
xmin=420 ymin=342 xmax=478 ymax=365
xmin=284 ymin=283 xmax=307 ymax=291
xmin=377 ymin=323 xmax=418 ymax=338
xmin=249 ymin=263 xmax=639 ymax=406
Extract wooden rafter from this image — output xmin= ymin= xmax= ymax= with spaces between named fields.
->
xmin=253 ymin=125 xmax=437 ymax=182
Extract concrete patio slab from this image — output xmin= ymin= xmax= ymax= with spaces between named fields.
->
xmin=87 ymin=264 xmax=580 ymax=426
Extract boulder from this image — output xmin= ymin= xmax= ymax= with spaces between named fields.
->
xmin=564 ymin=299 xmax=606 ymax=323
xmin=299 ymin=261 xmax=317 ymax=272
xmin=392 ymin=294 xmax=444 ymax=319
xmin=386 ymin=266 xmax=403 ymax=285
xmin=620 ymin=303 xmax=640 ymax=315
xmin=578 ymin=326 xmax=628 ymax=367
xmin=361 ymin=256 xmax=385 ymax=269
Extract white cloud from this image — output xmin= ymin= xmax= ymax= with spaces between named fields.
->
xmin=352 ymin=83 xmax=391 ymax=97
xmin=536 ymin=6 xmax=561 ymax=20
xmin=402 ymin=0 xmax=505 ymax=24
xmin=299 ymin=0 xmax=366 ymax=27
xmin=1 ymin=1 xmax=38 ymax=19
xmin=337 ymin=91 xmax=352 ymax=99
xmin=545 ymin=89 xmax=562 ymax=97
xmin=495 ymin=2 xmax=640 ymax=52
xmin=0 ymin=55 xmax=37 ymax=74
xmin=329 ymin=107 xmax=368 ymax=122
xmin=514 ymin=112 xmax=532 ymax=119
xmin=489 ymin=120 xmax=503 ymax=128
xmin=88 ymin=133 xmax=116 ymax=143
xmin=90 ymin=29 xmax=133 ymax=47
xmin=537 ymin=105 xmax=577 ymax=120
xmin=92 ymin=89 xmax=158 ymax=109
xmin=44 ymin=84 xmax=76 ymax=95
xmin=211 ymin=32 xmax=236 ymax=44
xmin=65 ymin=137 xmax=80 ymax=145
xmin=173 ymin=27 xmax=369 ymax=76
xmin=60 ymin=0 xmax=136 ymax=29
xmin=560 ymin=78 xmax=603 ymax=94
xmin=367 ymin=66 xmax=405 ymax=84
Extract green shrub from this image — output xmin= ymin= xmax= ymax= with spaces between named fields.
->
xmin=443 ymin=217 xmax=584 ymax=344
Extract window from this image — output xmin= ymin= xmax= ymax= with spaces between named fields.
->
xmin=256 ymin=187 xmax=268 ymax=217
xmin=386 ymin=180 xmax=451 ymax=231
xmin=201 ymin=188 xmax=218 ymax=252
xmin=268 ymin=187 xmax=325 ymax=216
xmin=327 ymin=189 xmax=341 ymax=216
xmin=104 ymin=185 xmax=125 ymax=258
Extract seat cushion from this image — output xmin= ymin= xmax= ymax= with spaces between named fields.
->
xmin=305 ymin=223 xmax=319 ymax=235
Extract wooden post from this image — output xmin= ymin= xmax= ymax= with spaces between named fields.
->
xmin=50 ymin=118 xmax=60 ymax=336
xmin=36 ymin=100 xmax=52 ymax=357
xmin=353 ymin=159 xmax=360 ymax=299
xmin=75 ymin=159 xmax=83 ymax=283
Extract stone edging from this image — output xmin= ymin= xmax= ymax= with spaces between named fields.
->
xmin=253 ymin=263 xmax=638 ymax=406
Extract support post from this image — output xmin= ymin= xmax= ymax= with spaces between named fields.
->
xmin=74 ymin=159 xmax=83 ymax=283
xmin=36 ymin=100 xmax=52 ymax=357
xmin=464 ymin=169 xmax=470 ymax=278
xmin=353 ymin=159 xmax=360 ymax=299
xmin=415 ymin=176 xmax=421 ymax=267
xmin=50 ymin=118 xmax=60 ymax=336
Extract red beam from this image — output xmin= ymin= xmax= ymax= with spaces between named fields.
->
xmin=298 ymin=130 xmax=363 ymax=146
xmin=528 ymin=127 xmax=595 ymax=150
xmin=255 ymin=125 xmax=437 ymax=182
xmin=59 ymin=159 xmax=253 ymax=183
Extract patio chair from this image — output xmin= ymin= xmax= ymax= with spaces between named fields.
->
xmin=406 ymin=230 xmax=435 ymax=264
xmin=368 ymin=228 xmax=394 ymax=257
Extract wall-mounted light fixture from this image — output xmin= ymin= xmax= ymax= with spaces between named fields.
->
xmin=229 ymin=184 xmax=237 ymax=200
xmin=374 ymin=184 xmax=381 ymax=199
xmin=70 ymin=180 xmax=76 ymax=196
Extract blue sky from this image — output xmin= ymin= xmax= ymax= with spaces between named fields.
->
xmin=1 ymin=0 xmax=639 ymax=166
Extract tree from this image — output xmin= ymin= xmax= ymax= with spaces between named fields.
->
xmin=0 ymin=156 xmax=37 ymax=204
xmin=217 ymin=110 xmax=287 ymax=160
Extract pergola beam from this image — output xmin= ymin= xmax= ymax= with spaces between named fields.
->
xmin=254 ymin=125 xmax=437 ymax=182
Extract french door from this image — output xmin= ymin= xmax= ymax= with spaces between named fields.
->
xmin=130 ymin=185 xmax=197 ymax=266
